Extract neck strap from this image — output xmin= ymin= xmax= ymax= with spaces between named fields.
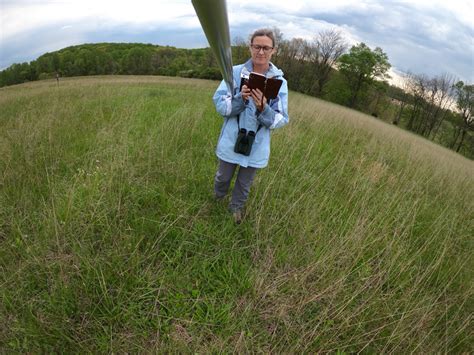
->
xmin=237 ymin=115 xmax=262 ymax=133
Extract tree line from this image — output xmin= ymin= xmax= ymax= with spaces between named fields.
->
xmin=0 ymin=35 xmax=472 ymax=158
xmin=235 ymin=28 xmax=472 ymax=158
xmin=0 ymin=43 xmax=222 ymax=86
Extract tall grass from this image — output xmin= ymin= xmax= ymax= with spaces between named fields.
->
xmin=1 ymin=76 xmax=472 ymax=352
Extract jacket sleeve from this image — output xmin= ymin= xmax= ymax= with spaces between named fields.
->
xmin=256 ymin=79 xmax=289 ymax=130
xmin=212 ymin=79 xmax=246 ymax=118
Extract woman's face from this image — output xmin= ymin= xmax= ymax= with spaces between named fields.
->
xmin=250 ymin=35 xmax=275 ymax=67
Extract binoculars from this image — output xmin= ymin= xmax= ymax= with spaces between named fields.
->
xmin=234 ymin=128 xmax=256 ymax=156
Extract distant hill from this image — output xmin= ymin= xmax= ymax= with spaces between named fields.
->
xmin=0 ymin=43 xmax=222 ymax=87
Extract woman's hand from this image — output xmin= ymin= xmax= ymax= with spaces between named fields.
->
xmin=241 ymin=85 xmax=251 ymax=101
xmin=250 ymin=88 xmax=267 ymax=112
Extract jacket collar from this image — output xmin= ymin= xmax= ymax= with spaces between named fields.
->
xmin=243 ymin=59 xmax=283 ymax=78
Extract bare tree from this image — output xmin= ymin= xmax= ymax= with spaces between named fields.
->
xmin=428 ymin=73 xmax=456 ymax=139
xmin=405 ymin=72 xmax=428 ymax=132
xmin=411 ymin=73 xmax=454 ymax=137
xmin=312 ymin=29 xmax=348 ymax=96
xmin=271 ymin=29 xmax=347 ymax=96
xmin=232 ymin=36 xmax=246 ymax=46
xmin=274 ymin=38 xmax=311 ymax=90
xmin=391 ymin=72 xmax=413 ymax=125
xmin=271 ymin=26 xmax=284 ymax=53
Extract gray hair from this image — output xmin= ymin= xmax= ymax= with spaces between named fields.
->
xmin=250 ymin=28 xmax=276 ymax=47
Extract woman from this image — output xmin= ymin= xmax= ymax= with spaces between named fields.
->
xmin=212 ymin=28 xmax=289 ymax=224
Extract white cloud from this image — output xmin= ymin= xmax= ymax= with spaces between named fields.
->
xmin=0 ymin=0 xmax=195 ymax=41
xmin=0 ymin=0 xmax=473 ymax=81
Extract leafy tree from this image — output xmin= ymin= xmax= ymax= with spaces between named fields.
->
xmin=122 ymin=47 xmax=152 ymax=74
xmin=367 ymin=80 xmax=390 ymax=117
xmin=60 ymin=51 xmax=76 ymax=76
xmin=322 ymin=70 xmax=352 ymax=105
xmin=52 ymin=53 xmax=60 ymax=72
xmin=150 ymin=47 xmax=178 ymax=74
xmin=338 ymin=43 xmax=391 ymax=108
xmin=35 ymin=55 xmax=54 ymax=76
xmin=453 ymin=81 xmax=474 ymax=152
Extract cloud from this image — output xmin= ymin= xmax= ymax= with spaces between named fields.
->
xmin=0 ymin=0 xmax=473 ymax=81
xmin=0 ymin=22 xmax=88 ymax=69
xmin=217 ymin=0 xmax=472 ymax=82
xmin=0 ymin=0 xmax=197 ymax=40
xmin=295 ymin=1 xmax=474 ymax=81
xmin=0 ymin=23 xmax=208 ymax=70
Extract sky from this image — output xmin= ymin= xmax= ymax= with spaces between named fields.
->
xmin=1 ymin=0 xmax=473 ymax=82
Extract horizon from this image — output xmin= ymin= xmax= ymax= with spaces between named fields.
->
xmin=0 ymin=40 xmax=408 ymax=89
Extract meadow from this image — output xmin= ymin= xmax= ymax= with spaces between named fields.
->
xmin=0 ymin=76 xmax=472 ymax=352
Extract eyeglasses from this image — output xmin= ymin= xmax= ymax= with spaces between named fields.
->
xmin=250 ymin=44 xmax=274 ymax=53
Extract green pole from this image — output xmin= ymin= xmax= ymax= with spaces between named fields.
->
xmin=191 ymin=0 xmax=234 ymax=94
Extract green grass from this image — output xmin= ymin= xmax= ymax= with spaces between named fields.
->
xmin=1 ymin=76 xmax=473 ymax=352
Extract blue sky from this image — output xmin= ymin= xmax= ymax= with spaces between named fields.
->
xmin=1 ymin=0 xmax=473 ymax=82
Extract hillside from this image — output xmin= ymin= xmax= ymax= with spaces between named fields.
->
xmin=2 ymin=42 xmax=472 ymax=160
xmin=0 ymin=76 xmax=473 ymax=352
xmin=0 ymin=42 xmax=221 ymax=87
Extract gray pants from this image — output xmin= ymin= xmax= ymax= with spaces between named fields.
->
xmin=214 ymin=159 xmax=258 ymax=212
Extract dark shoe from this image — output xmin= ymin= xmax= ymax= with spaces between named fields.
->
xmin=233 ymin=210 xmax=243 ymax=224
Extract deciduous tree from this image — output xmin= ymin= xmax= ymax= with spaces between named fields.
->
xmin=453 ymin=81 xmax=474 ymax=152
xmin=338 ymin=43 xmax=391 ymax=108
xmin=312 ymin=29 xmax=347 ymax=96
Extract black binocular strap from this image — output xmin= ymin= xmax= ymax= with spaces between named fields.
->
xmin=237 ymin=115 xmax=262 ymax=133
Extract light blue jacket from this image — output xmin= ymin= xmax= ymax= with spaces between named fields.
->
xmin=213 ymin=59 xmax=289 ymax=168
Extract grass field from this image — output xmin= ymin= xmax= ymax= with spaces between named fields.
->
xmin=0 ymin=76 xmax=473 ymax=352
